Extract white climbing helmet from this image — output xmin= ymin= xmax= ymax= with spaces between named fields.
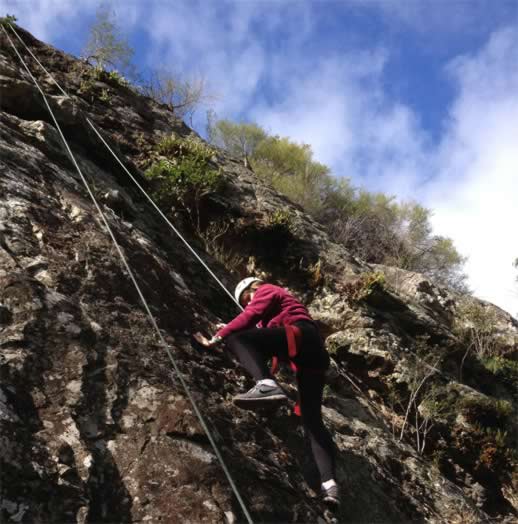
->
xmin=234 ymin=277 xmax=262 ymax=305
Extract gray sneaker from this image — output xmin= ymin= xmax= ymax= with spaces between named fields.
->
xmin=233 ymin=383 xmax=287 ymax=409
xmin=322 ymin=484 xmax=340 ymax=506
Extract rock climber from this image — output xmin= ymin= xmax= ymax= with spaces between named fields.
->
xmin=193 ymin=277 xmax=339 ymax=505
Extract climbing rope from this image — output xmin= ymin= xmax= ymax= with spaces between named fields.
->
xmin=2 ymin=24 xmax=252 ymax=524
xmin=5 ymin=23 xmax=242 ymax=311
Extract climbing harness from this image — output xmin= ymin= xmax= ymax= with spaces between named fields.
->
xmin=270 ymin=323 xmax=327 ymax=417
xmin=2 ymin=24 xmax=252 ymax=524
xmin=270 ymin=324 xmax=301 ymax=376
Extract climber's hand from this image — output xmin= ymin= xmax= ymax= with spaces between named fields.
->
xmin=193 ymin=332 xmax=222 ymax=348
xmin=193 ymin=332 xmax=211 ymax=347
xmin=214 ymin=322 xmax=226 ymax=330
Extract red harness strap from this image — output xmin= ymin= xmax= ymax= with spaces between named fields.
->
xmin=286 ymin=324 xmax=302 ymax=369
xmin=270 ymin=324 xmax=302 ymax=374
xmin=271 ymin=324 xmax=325 ymax=417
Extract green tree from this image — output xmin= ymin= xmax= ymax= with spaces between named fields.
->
xmin=206 ymin=119 xmax=330 ymax=211
xmin=416 ymin=236 xmax=468 ymax=292
xmin=319 ymin=191 xmax=468 ymax=290
xmin=82 ymin=4 xmax=134 ymax=74
xmin=322 ymin=188 xmax=400 ymax=263
xmin=252 ymin=135 xmax=330 ymax=213
xmin=207 ymin=118 xmax=267 ymax=166
xmin=386 ymin=203 xmax=468 ymax=291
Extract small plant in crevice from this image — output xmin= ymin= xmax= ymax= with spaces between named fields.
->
xmin=99 ymin=88 xmax=110 ymax=103
xmin=306 ymin=258 xmax=324 ymax=288
xmin=342 ymin=271 xmax=386 ymax=305
xmin=198 ymin=220 xmax=244 ymax=275
xmin=264 ymin=209 xmax=294 ymax=231
xmin=323 ymin=384 xmax=332 ymax=400
xmin=396 ymin=336 xmax=445 ymax=454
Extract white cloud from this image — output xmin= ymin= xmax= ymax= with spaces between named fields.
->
xmin=143 ymin=1 xmax=263 ymax=119
xmin=143 ymin=1 xmax=314 ymax=122
xmin=425 ymin=27 xmax=518 ymax=316
xmin=251 ymin=49 xmax=430 ymax=200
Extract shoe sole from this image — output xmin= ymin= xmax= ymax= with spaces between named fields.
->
xmin=233 ymin=394 xmax=288 ymax=409
xmin=323 ymin=497 xmax=340 ymax=507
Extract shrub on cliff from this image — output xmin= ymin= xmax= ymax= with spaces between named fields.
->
xmin=0 ymin=14 xmax=17 ymax=27
xmin=140 ymin=70 xmax=215 ymax=122
xmin=454 ymin=299 xmax=508 ymax=381
xmin=481 ymin=356 xmax=518 ymax=402
xmin=145 ymin=137 xmax=223 ymax=232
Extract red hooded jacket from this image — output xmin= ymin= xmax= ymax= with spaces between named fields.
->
xmin=216 ymin=283 xmax=312 ymax=339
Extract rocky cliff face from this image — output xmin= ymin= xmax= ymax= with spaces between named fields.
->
xmin=1 ymin=25 xmax=517 ymax=524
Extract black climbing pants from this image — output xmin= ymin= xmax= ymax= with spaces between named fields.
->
xmin=225 ymin=321 xmax=336 ymax=483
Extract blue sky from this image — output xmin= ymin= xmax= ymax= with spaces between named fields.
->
xmin=2 ymin=0 xmax=518 ymax=316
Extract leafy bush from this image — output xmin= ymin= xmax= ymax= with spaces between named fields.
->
xmin=450 ymin=423 xmax=517 ymax=485
xmin=481 ymin=356 xmax=518 ymax=401
xmin=77 ymin=65 xmax=128 ymax=102
xmin=454 ymin=299 xmax=507 ymax=381
xmin=145 ymin=137 xmax=223 ymax=231
xmin=145 ymin=158 xmax=221 ymax=204
xmin=156 ymin=135 xmax=215 ymax=162
xmin=458 ymin=395 xmax=512 ymax=429
xmin=95 ymin=67 xmax=129 ymax=87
